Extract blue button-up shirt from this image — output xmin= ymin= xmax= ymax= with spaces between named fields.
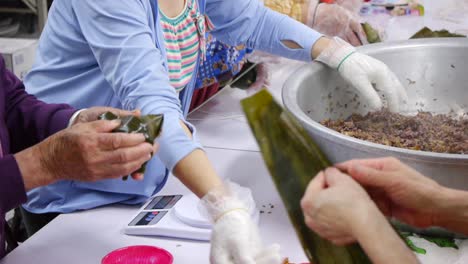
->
xmin=23 ymin=0 xmax=322 ymax=213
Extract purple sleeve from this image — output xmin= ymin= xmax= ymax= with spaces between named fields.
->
xmin=1 ymin=58 xmax=76 ymax=153
xmin=0 ymin=155 xmax=26 ymax=259
xmin=0 ymin=56 xmax=75 ymax=258
xmin=0 ymin=155 xmax=27 ymax=214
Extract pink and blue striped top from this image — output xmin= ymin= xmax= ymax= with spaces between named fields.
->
xmin=160 ymin=0 xmax=206 ymax=91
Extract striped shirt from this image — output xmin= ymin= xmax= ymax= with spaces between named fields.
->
xmin=160 ymin=0 xmax=200 ymax=91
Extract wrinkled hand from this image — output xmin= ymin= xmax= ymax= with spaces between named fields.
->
xmin=316 ymin=37 xmax=408 ymax=112
xmin=307 ymin=3 xmax=366 ymax=46
xmin=30 ymin=120 xmax=156 ymax=185
xmin=71 ymin=107 xmax=141 ymax=125
xmin=337 ymin=157 xmax=443 ymax=228
xmin=301 ymin=168 xmax=379 ymax=245
xmin=200 ymin=182 xmax=282 ymax=264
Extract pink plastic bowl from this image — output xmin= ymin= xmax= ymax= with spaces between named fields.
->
xmin=101 ymin=245 xmax=173 ymax=264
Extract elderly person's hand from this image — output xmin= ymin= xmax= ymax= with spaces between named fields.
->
xmin=15 ymin=119 xmax=157 ymax=191
xmin=301 ymin=167 xmax=419 ymax=264
xmin=300 ymin=167 xmax=379 ymax=245
xmin=69 ymin=107 xmax=141 ymax=125
xmin=338 ymin=157 xmax=468 ymax=237
xmin=336 ymin=157 xmax=445 ymax=228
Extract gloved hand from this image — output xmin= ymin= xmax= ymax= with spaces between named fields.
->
xmin=262 ymin=0 xmax=366 ymax=46
xmin=199 ymin=182 xmax=282 ymax=264
xmin=306 ymin=2 xmax=367 ymax=46
xmin=316 ymin=37 xmax=408 ymax=112
xmin=334 ymin=0 xmax=364 ymax=13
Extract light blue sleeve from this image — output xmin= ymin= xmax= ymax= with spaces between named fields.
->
xmin=71 ymin=0 xmax=202 ymax=171
xmin=205 ymin=0 xmax=322 ymax=62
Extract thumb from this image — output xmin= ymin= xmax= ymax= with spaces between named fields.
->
xmin=347 ymin=164 xmax=390 ymax=188
xmin=88 ymin=119 xmax=121 ymax=133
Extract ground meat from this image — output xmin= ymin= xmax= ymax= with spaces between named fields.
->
xmin=321 ymin=110 xmax=468 ymax=154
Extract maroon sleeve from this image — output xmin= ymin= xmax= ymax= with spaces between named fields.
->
xmin=1 ymin=57 xmax=76 ymax=153
xmin=0 ymin=155 xmax=27 ymax=213
xmin=0 ymin=154 xmax=26 ymax=259
xmin=0 ymin=56 xmax=76 ymax=259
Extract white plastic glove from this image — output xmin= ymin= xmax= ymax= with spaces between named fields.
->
xmin=334 ymin=0 xmax=364 ymax=13
xmin=306 ymin=2 xmax=367 ymax=46
xmin=316 ymin=37 xmax=408 ymax=112
xmin=199 ymin=181 xmax=282 ymax=264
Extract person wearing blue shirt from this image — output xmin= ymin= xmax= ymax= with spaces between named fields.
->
xmin=24 ymin=0 xmax=407 ymax=262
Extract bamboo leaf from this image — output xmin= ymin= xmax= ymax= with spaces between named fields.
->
xmin=99 ymin=112 xmax=164 ymax=174
xmin=241 ymin=90 xmax=371 ymax=264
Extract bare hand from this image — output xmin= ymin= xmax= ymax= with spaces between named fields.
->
xmin=300 ymin=168 xmax=380 ymax=245
xmin=72 ymin=107 xmax=141 ymax=125
xmin=16 ymin=119 xmax=157 ymax=190
xmin=336 ymin=157 xmax=443 ymax=228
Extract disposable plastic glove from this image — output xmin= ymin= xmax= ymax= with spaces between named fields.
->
xmin=316 ymin=37 xmax=408 ymax=112
xmin=261 ymin=0 xmax=365 ymax=46
xmin=199 ymin=182 xmax=282 ymax=264
xmin=334 ymin=0 xmax=364 ymax=13
xmin=306 ymin=3 xmax=367 ymax=46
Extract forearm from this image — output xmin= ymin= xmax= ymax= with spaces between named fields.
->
xmin=14 ymin=146 xmax=54 ymax=191
xmin=172 ymin=121 xmax=222 ymax=197
xmin=353 ymin=206 xmax=418 ymax=264
xmin=434 ymin=187 xmax=468 ymax=235
xmin=255 ymin=9 xmax=323 ymax=61
xmin=173 ymin=149 xmax=223 ymax=198
xmin=208 ymin=0 xmax=322 ymax=62
xmin=311 ymin=37 xmax=331 ymax=59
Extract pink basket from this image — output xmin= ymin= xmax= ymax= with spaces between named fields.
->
xmin=102 ymin=245 xmax=173 ymax=264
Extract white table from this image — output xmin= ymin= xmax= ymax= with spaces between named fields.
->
xmin=1 ymin=84 xmax=310 ymax=263
xmin=1 ymin=145 xmax=308 ymax=263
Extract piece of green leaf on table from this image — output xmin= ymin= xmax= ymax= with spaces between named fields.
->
xmin=241 ymin=90 xmax=371 ymax=264
xmin=362 ymin=22 xmax=382 ymax=43
xmin=400 ymin=232 xmax=427 ymax=255
xmin=419 ymin=235 xmax=459 ymax=250
xmin=98 ymin=112 xmax=164 ymax=177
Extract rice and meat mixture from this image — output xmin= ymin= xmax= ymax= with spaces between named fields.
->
xmin=321 ymin=110 xmax=467 ymax=154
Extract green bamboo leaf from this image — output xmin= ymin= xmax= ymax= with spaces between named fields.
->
xmin=241 ymin=90 xmax=371 ymax=264
xmin=99 ymin=112 xmax=164 ymax=174
xmin=411 ymin=27 xmax=466 ymax=39
xmin=419 ymin=235 xmax=459 ymax=250
xmin=361 ymin=23 xmax=382 ymax=43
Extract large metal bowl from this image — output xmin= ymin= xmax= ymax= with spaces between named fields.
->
xmin=283 ymin=38 xmax=468 ymax=191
